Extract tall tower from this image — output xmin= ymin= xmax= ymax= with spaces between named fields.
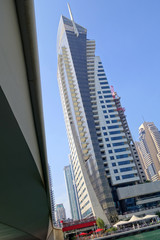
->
xmin=135 ymin=122 xmax=160 ymax=182
xmin=56 ymin=204 xmax=66 ymax=227
xmin=57 ymin=12 xmax=140 ymax=224
xmin=110 ymin=87 xmax=146 ymax=183
xmin=48 ymin=165 xmax=56 ymax=225
xmin=64 ymin=165 xmax=81 ymax=220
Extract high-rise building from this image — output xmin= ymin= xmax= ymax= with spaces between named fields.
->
xmin=56 ymin=204 xmax=66 ymax=227
xmin=49 ymin=165 xmax=56 ymax=225
xmin=57 ymin=11 xmax=142 ymax=224
xmin=111 ymin=88 xmax=146 ymax=183
xmin=135 ymin=122 xmax=160 ymax=182
xmin=64 ymin=165 xmax=81 ymax=220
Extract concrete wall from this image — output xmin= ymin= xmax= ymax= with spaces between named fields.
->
xmin=117 ymin=181 xmax=160 ymax=200
xmin=0 ymin=0 xmax=44 ymax=180
xmin=0 ymin=1 xmax=54 ymax=239
xmin=53 ymin=228 xmax=64 ymax=240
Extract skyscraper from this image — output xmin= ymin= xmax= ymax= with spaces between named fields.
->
xmin=48 ymin=165 xmax=56 ymax=225
xmin=56 ymin=204 xmax=66 ymax=227
xmin=64 ymin=165 xmax=80 ymax=220
xmin=111 ymin=88 xmax=146 ymax=183
xmin=135 ymin=122 xmax=160 ymax=182
xmin=57 ymin=11 xmax=142 ymax=224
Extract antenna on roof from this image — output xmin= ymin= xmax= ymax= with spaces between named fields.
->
xmin=142 ymin=115 xmax=145 ymax=123
xmin=67 ymin=3 xmax=79 ymax=37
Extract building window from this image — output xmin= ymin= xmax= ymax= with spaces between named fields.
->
xmin=104 ymin=95 xmax=112 ymax=98
xmin=101 ymin=86 xmax=110 ymax=89
xmin=100 ymin=82 xmax=108 ymax=85
xmin=122 ymin=174 xmax=134 ymax=179
xmin=105 ymin=138 xmax=109 ymax=141
xmin=82 ymin=207 xmax=92 ymax=218
xmin=113 ymin=142 xmax=125 ymax=147
xmin=112 ymin=163 xmax=116 ymax=166
xmin=101 ymin=105 xmax=106 ymax=108
xmin=104 ymin=115 xmax=108 ymax=118
xmin=108 ymin=125 xmax=119 ymax=129
xmin=103 ymin=91 xmax=110 ymax=94
xmin=103 ymin=110 xmax=107 ymax=113
xmin=114 ymin=169 xmax=118 ymax=173
xmin=116 ymin=154 xmax=129 ymax=160
xmin=98 ymin=73 xmax=105 ymax=76
xmin=111 ymin=136 xmax=123 ymax=141
xmin=97 ymin=91 xmax=101 ymax=94
xmin=102 ymin=127 xmax=106 ymax=130
xmin=99 ymin=78 xmax=107 ymax=81
xmin=109 ymin=131 xmax=121 ymax=135
xmin=120 ymin=167 xmax=132 ymax=172
xmin=112 ymin=120 xmax=118 ymax=123
xmin=114 ymin=148 xmax=126 ymax=153
xmin=118 ymin=160 xmax=130 ymax=165
xmin=103 ymin=132 xmax=107 ymax=136
xmin=100 ymin=100 xmax=104 ymax=103
xmin=107 ymin=144 xmax=111 ymax=147
xmin=110 ymin=156 xmax=114 ymax=160
xmin=108 ymin=109 xmax=114 ymax=113
xmin=106 ymin=121 xmax=110 ymax=124
xmin=116 ymin=176 xmax=120 ymax=180
xmin=99 ymin=96 xmax=103 ymax=99
xmin=98 ymin=70 xmax=104 ymax=72
xmin=108 ymin=150 xmax=113 ymax=154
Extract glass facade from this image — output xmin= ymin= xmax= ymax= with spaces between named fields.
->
xmin=64 ymin=165 xmax=80 ymax=220
xmin=57 ymin=15 xmax=141 ymax=222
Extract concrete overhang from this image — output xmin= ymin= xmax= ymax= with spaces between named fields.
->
xmin=0 ymin=0 xmax=54 ymax=239
xmin=117 ymin=181 xmax=160 ymax=200
xmin=14 ymin=0 xmax=51 ymax=209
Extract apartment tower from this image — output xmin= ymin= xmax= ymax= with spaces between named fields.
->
xmin=135 ymin=122 xmax=160 ymax=182
xmin=57 ymin=10 xmax=141 ymax=224
xmin=56 ymin=204 xmax=66 ymax=227
xmin=64 ymin=165 xmax=81 ymax=220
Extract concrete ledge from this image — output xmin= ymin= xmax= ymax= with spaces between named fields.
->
xmin=117 ymin=181 xmax=160 ymax=200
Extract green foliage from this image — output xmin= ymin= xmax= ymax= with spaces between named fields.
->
xmin=106 ymin=228 xmax=112 ymax=233
xmin=106 ymin=227 xmax=117 ymax=233
xmin=111 ymin=227 xmax=117 ymax=232
xmin=96 ymin=217 xmax=105 ymax=229
xmin=156 ymin=211 xmax=160 ymax=217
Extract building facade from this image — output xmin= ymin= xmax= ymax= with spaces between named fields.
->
xmin=49 ymin=165 xmax=56 ymax=225
xmin=111 ymin=88 xmax=146 ymax=183
xmin=57 ymin=14 xmax=143 ymax=224
xmin=135 ymin=122 xmax=160 ymax=182
xmin=64 ymin=165 xmax=81 ymax=220
xmin=56 ymin=204 xmax=66 ymax=227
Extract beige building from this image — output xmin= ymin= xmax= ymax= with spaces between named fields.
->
xmin=135 ymin=122 xmax=160 ymax=182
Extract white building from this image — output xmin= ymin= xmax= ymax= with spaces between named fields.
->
xmin=57 ymin=13 xmax=141 ymax=225
xmin=135 ymin=122 xmax=160 ymax=182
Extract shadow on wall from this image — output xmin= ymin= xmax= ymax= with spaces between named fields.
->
xmin=51 ymin=228 xmax=64 ymax=240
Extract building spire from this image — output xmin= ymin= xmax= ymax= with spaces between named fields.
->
xmin=67 ymin=3 xmax=79 ymax=37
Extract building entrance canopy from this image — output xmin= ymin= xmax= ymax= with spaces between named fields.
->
xmin=114 ymin=215 xmax=158 ymax=227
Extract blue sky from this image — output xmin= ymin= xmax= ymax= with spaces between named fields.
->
xmin=34 ymin=0 xmax=160 ymax=218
